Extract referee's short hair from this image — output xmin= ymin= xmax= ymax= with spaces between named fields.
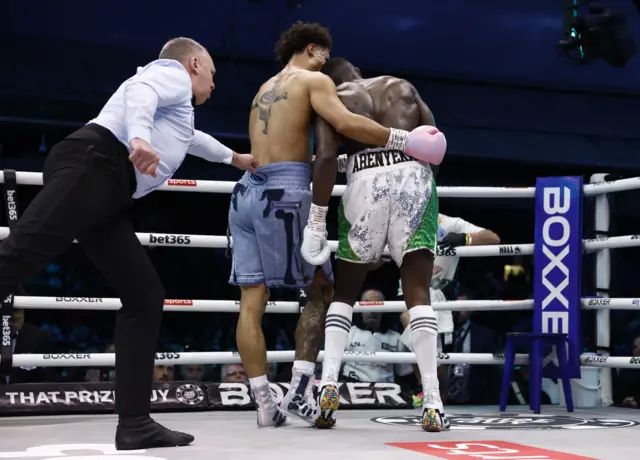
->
xmin=159 ymin=37 xmax=207 ymax=62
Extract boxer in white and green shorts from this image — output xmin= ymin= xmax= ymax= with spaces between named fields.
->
xmin=305 ymin=57 xmax=449 ymax=433
xmin=336 ymin=148 xmax=438 ymax=265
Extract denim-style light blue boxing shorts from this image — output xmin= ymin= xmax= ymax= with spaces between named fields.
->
xmin=228 ymin=162 xmax=334 ymax=289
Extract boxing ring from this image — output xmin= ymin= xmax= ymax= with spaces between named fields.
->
xmin=2 ymin=170 xmax=640 ymax=460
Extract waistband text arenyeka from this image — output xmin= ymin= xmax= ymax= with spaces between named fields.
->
xmin=351 ymin=150 xmax=414 ymax=174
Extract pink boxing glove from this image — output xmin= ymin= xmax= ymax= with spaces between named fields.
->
xmin=405 ymin=126 xmax=447 ymax=165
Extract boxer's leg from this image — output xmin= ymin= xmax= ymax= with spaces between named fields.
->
xmin=248 ymin=166 xmax=333 ymax=424
xmin=400 ymin=251 xmax=444 ymax=429
xmin=280 ymin=267 xmax=333 ymax=425
xmin=400 ymin=294 xmax=450 ymax=401
xmin=228 ymin=178 xmax=286 ymax=428
xmin=229 ymin=181 xmax=269 ymax=380
xmin=315 ymin=169 xmax=390 ymax=427
xmin=321 ymin=258 xmax=370 ymax=379
xmin=77 ymin=215 xmax=193 ymax=449
xmin=287 ymin=185 xmax=334 ymax=372
xmin=236 ymin=284 xmax=269 ymax=378
xmin=236 ymin=283 xmax=285 ymax=427
xmin=294 ymin=268 xmax=333 ymax=365
xmin=312 ymin=258 xmax=377 ymax=429
xmin=289 ymin=181 xmax=334 ymax=393
xmin=391 ymin=163 xmax=447 ymax=432
xmin=399 ymin=310 xmax=424 ymax=396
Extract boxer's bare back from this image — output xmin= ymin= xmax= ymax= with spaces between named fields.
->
xmin=249 ymin=69 xmax=322 ymax=165
xmin=320 ymin=75 xmax=434 ymax=157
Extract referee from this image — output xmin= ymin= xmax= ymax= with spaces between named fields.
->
xmin=0 ymin=38 xmax=257 ymax=450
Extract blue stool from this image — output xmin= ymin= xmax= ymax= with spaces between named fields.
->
xmin=499 ymin=332 xmax=574 ymax=414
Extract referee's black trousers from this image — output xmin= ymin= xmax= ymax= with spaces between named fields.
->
xmin=0 ymin=124 xmax=165 ymax=417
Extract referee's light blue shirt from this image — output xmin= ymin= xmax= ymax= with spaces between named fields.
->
xmin=90 ymin=59 xmax=233 ymax=198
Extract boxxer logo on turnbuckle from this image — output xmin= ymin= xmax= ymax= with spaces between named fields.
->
xmin=540 ymin=186 xmax=571 ymax=334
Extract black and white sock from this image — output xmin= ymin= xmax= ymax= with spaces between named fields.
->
xmin=410 ymin=305 xmax=443 ymax=411
xmin=321 ymin=301 xmax=352 ymax=385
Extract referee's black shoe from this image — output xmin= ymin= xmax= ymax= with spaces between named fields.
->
xmin=116 ymin=416 xmax=194 ymax=450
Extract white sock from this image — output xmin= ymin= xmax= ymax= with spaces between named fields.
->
xmin=249 ymin=374 xmax=272 ymax=410
xmin=288 ymin=360 xmax=316 ymax=400
xmin=400 ymin=324 xmax=414 ymax=352
xmin=409 ymin=305 xmax=442 ymax=411
xmin=249 ymin=374 xmax=269 ymax=390
xmin=293 ymin=360 xmax=315 ymax=376
xmin=321 ymin=301 xmax=353 ymax=385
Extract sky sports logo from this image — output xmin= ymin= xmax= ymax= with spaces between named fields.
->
xmin=167 ymin=179 xmax=197 ymax=187
xmin=164 ymin=299 xmax=194 ymax=306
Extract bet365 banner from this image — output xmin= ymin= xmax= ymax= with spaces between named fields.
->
xmin=534 ymin=176 xmax=583 ymax=379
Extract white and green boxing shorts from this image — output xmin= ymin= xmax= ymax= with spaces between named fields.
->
xmin=336 ymin=147 xmax=438 ymax=267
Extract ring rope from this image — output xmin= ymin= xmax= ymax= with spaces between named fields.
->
xmin=0 ymin=227 xmax=638 ymax=254
xmin=10 ymin=296 xmax=640 ymax=313
xmin=3 ymin=351 xmax=638 ymax=369
xmin=3 ymin=170 xmax=640 ymax=398
xmin=1 ymin=171 xmax=639 ymax=197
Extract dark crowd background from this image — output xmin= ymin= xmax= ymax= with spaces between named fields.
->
xmin=2 ymin=0 xmax=640 ymax=408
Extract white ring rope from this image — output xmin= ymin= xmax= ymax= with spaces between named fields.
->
xmin=3 ymin=171 xmax=640 ymax=385
xmin=1 ymin=171 xmax=640 ymax=198
xmin=11 ymin=296 xmax=640 ymax=313
xmin=3 ymin=351 xmax=639 ymax=369
xmin=0 ymin=227 xmax=638 ymax=255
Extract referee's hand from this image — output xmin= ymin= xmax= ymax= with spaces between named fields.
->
xmin=231 ymin=152 xmax=259 ymax=173
xmin=129 ymin=138 xmax=160 ymax=178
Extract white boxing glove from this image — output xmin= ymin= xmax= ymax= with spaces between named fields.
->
xmin=301 ymin=203 xmax=331 ymax=265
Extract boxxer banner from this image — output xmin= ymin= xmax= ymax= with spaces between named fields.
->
xmin=0 ymin=382 xmax=411 ymax=415
xmin=534 ymin=176 xmax=583 ymax=379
